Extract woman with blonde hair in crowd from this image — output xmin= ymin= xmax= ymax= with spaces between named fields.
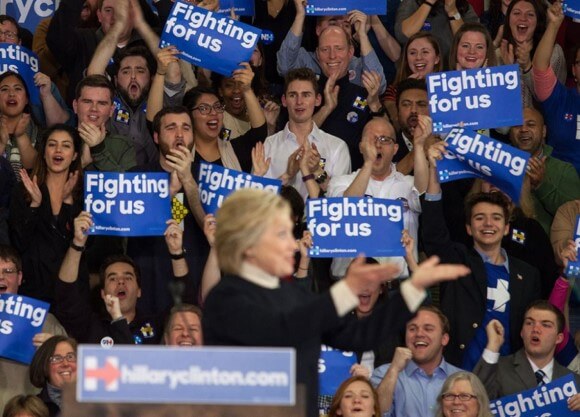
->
xmin=328 ymin=376 xmax=381 ymax=417
xmin=435 ymin=371 xmax=493 ymax=417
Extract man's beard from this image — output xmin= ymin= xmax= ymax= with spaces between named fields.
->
xmin=118 ymin=84 xmax=150 ymax=110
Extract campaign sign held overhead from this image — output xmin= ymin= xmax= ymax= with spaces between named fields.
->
xmin=160 ymin=0 xmax=261 ymax=76
xmin=563 ymin=0 xmax=580 ymax=20
xmin=0 ymin=43 xmax=40 ymax=105
xmin=319 ymin=346 xmax=357 ymax=396
xmin=427 ymin=64 xmax=523 ymax=133
xmin=218 ymin=0 xmax=255 ymax=16
xmin=437 ymin=129 xmax=529 ymax=203
xmin=304 ymin=0 xmax=387 ymax=15
xmin=0 ymin=294 xmax=49 ymax=364
xmin=198 ymin=162 xmax=282 ymax=214
xmin=77 ymin=346 xmax=296 ymax=405
xmin=307 ymin=197 xmax=405 ymax=258
xmin=564 ymin=215 xmax=580 ymax=279
xmin=489 ymin=374 xmax=578 ymax=417
xmin=84 ymin=172 xmax=170 ymax=237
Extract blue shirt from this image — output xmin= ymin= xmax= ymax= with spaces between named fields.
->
xmin=370 ymin=359 xmax=463 ymax=417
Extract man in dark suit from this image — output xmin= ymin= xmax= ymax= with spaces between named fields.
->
xmin=421 ymin=141 xmax=542 ymax=369
xmin=474 ymin=300 xmax=580 ymax=410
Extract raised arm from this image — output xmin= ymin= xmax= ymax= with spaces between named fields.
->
xmin=412 ymin=114 xmax=433 ymax=194
xmin=35 ymin=73 xmax=71 ymax=126
xmin=146 ymin=46 xmax=180 ymax=122
xmin=59 ymin=211 xmax=92 ymax=283
xmin=533 ymin=1 xmax=563 ymax=72
xmin=375 ymin=347 xmax=413 ymax=414
xmin=232 ymin=63 xmax=266 ymax=128
xmin=87 ymin=0 xmax=130 ymax=75
xmin=344 ymin=135 xmax=375 ymax=196
xmin=369 ymin=16 xmax=401 ymax=62
xmin=131 ymin=0 xmax=161 ymax=55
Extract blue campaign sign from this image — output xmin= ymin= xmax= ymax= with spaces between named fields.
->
xmin=318 ymin=347 xmax=356 ymax=396
xmin=427 ymin=64 xmax=523 ymax=133
xmin=198 ymin=162 xmax=282 ymax=214
xmin=84 ymin=172 xmax=171 ymax=237
xmin=563 ymin=0 xmax=580 ymax=20
xmin=218 ymin=0 xmax=255 ymax=16
xmin=2 ymin=1 xmax=58 ymax=34
xmin=437 ymin=129 xmax=529 ymax=203
xmin=564 ymin=215 xmax=580 ymax=279
xmin=0 ymin=43 xmax=40 ymax=106
xmin=305 ymin=0 xmax=387 ymax=15
xmin=159 ymin=1 xmax=261 ymax=76
xmin=77 ymin=345 xmax=296 ymax=405
xmin=489 ymin=374 xmax=578 ymax=417
xmin=307 ymin=197 xmax=405 ymax=258
xmin=0 ymin=294 xmax=49 ymax=364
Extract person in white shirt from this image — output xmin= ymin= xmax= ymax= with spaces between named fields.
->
xmin=263 ymin=68 xmax=351 ymax=200
xmin=327 ymin=116 xmax=431 ymax=278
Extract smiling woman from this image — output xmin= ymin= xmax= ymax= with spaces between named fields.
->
xmin=9 ymin=124 xmax=84 ymax=304
xmin=435 ymin=372 xmax=493 ymax=417
xmin=29 ymin=335 xmax=78 ymax=417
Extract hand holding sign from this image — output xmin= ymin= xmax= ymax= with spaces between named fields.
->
xmin=548 ymin=1 xmax=565 ymax=26
xmin=427 ymin=139 xmax=447 ymax=167
xmin=350 ymin=363 xmax=371 ymax=379
xmin=157 ymin=46 xmax=180 ymax=74
xmin=164 ymin=219 xmax=184 ymax=255
xmin=32 ymin=332 xmax=54 ymax=348
xmin=34 ymin=72 xmax=52 ymax=99
xmin=560 ymin=239 xmax=578 ymax=268
xmin=73 ymin=211 xmax=93 ymax=247
xmin=232 ymin=62 xmax=254 ymax=92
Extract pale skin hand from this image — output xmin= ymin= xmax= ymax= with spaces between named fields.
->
xmin=32 ymin=332 xmax=54 ymax=348
xmin=485 ymin=319 xmax=505 ymax=352
xmin=348 ymin=10 xmax=369 ymax=35
xmin=165 ymin=145 xmax=195 ymax=185
xmin=78 ymin=122 xmax=106 ymax=147
xmin=323 ymin=72 xmax=340 ymax=112
xmin=427 ymin=141 xmax=447 ymax=167
xmin=401 ymin=229 xmax=418 ymax=272
xmin=390 ymin=346 xmax=413 ymax=372
xmin=13 ymin=113 xmax=31 ymax=138
xmin=350 ymin=363 xmax=371 ymax=379
xmin=515 ymin=40 xmax=533 ymax=70
xmin=73 ymin=211 xmax=93 ymax=247
xmin=62 ymin=171 xmax=80 ymax=205
xmin=104 ymin=294 xmax=122 ymax=321
xmin=156 ymin=46 xmax=180 ymax=75
xmin=408 ymin=256 xmax=470 ymax=291
xmin=251 ymin=141 xmax=271 ymax=177
xmin=285 ymin=146 xmax=304 ymax=179
xmin=203 ymin=214 xmax=217 ymax=247
xmin=360 ymin=133 xmax=378 ymax=165
xmin=298 ymin=230 xmax=313 ymax=260
xmin=362 ymin=70 xmax=382 ymax=109
xmin=20 ymin=169 xmax=42 ymax=208
xmin=34 ymin=72 xmax=52 ymax=99
xmin=263 ymin=100 xmax=281 ymax=129
xmin=413 ymin=115 xmax=433 ymax=148
xmin=299 ymin=141 xmax=321 ymax=175
xmin=164 ymin=219 xmax=184 ymax=255
xmin=560 ymin=239 xmax=578 ymax=267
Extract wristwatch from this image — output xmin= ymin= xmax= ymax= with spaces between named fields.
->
xmin=448 ymin=11 xmax=461 ymax=20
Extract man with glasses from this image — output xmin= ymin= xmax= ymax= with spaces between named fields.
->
xmin=474 ymin=300 xmax=580 ymax=408
xmin=263 ymin=68 xmax=351 ymax=200
xmin=0 ymin=245 xmax=67 ymax=414
xmin=0 ymin=16 xmax=19 ymax=43
xmin=327 ymin=116 xmax=430 ymax=279
xmin=371 ymin=306 xmax=462 ymax=417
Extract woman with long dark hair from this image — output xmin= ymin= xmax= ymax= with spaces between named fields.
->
xmin=9 ymin=124 xmax=83 ymax=303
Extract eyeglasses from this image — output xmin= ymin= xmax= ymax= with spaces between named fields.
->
xmin=191 ymin=102 xmax=225 ymax=115
xmin=0 ymin=30 xmax=17 ymax=40
xmin=49 ymin=353 xmax=77 ymax=364
xmin=0 ymin=268 xmax=18 ymax=277
xmin=375 ymin=135 xmax=396 ymax=145
xmin=441 ymin=393 xmax=477 ymax=402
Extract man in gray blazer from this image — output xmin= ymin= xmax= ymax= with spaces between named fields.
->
xmin=474 ymin=300 xmax=580 ymax=410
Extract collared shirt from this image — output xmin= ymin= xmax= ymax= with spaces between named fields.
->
xmin=371 ymin=359 xmax=463 ymax=417
xmin=528 ymin=357 xmax=554 ymax=383
xmin=327 ymin=165 xmax=421 ymax=278
xmin=474 ymin=247 xmax=511 ymax=272
xmin=264 ymin=123 xmax=351 ymax=200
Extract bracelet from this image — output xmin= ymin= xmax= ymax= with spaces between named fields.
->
xmin=156 ymin=71 xmax=167 ymax=76
xmin=302 ymin=174 xmax=315 ymax=182
xmin=170 ymin=249 xmax=186 ymax=260
xmin=424 ymin=1 xmax=436 ymax=7
xmin=70 ymin=242 xmax=85 ymax=252
xmin=522 ymin=65 xmax=532 ymax=74
xmin=298 ymin=267 xmax=308 ymax=271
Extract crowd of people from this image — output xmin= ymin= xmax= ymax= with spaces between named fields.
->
xmin=0 ymin=0 xmax=579 ymax=416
